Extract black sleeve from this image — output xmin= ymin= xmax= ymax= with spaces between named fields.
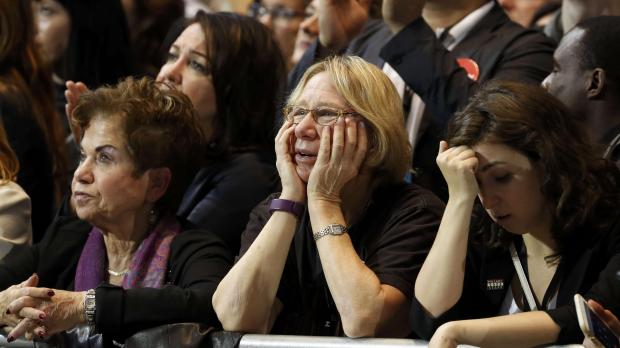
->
xmin=237 ymin=194 xmax=276 ymax=259
xmin=363 ymin=189 xmax=444 ymax=299
xmin=546 ymin=221 xmax=620 ymax=344
xmin=94 ymin=230 xmax=234 ymax=340
xmin=182 ymin=155 xmax=278 ymax=254
xmin=379 ymin=16 xmax=554 ymax=128
xmin=409 ymin=242 xmax=505 ymax=339
xmin=0 ymin=210 xmax=90 ymax=290
xmin=0 ymin=243 xmax=36 ymax=290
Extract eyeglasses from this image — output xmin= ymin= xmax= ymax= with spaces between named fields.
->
xmin=283 ymin=105 xmax=360 ymax=125
xmin=248 ymin=2 xmax=306 ymax=22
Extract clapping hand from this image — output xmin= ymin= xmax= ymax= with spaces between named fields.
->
xmin=307 ymin=117 xmax=367 ymax=204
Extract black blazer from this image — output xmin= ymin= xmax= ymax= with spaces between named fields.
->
xmin=380 ymin=2 xmax=556 ymax=199
xmin=0 ymin=208 xmax=233 ymax=341
xmin=410 ymin=215 xmax=620 ymax=344
xmin=177 ymin=151 xmax=279 ymax=254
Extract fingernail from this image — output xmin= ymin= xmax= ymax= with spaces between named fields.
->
xmin=5 ymin=309 xmax=10 ymax=315
xmin=39 ymin=331 xmax=45 ymax=338
xmin=39 ymin=313 xmax=46 ymax=320
xmin=47 ymin=290 xmax=55 ymax=297
xmin=7 ymin=335 xmax=14 ymax=343
xmin=359 ymin=121 xmax=365 ymax=128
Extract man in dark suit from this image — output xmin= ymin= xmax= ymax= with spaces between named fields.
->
xmin=380 ymin=0 xmax=555 ymax=200
xmin=542 ymin=16 xmax=620 ymax=168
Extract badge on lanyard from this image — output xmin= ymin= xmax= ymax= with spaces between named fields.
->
xmin=486 ymin=278 xmax=504 ymax=291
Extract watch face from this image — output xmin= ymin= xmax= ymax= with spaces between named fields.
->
xmin=331 ymin=225 xmax=346 ymax=234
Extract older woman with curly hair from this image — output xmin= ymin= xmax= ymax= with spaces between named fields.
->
xmin=413 ymin=81 xmax=620 ymax=347
xmin=0 ymin=77 xmax=232 ymax=343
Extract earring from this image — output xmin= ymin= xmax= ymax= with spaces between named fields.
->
xmin=148 ymin=209 xmax=157 ymax=226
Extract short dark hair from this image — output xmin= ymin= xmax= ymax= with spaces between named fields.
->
xmin=191 ymin=11 xmax=286 ymax=157
xmin=72 ymin=77 xmax=207 ymax=212
xmin=448 ymin=81 xmax=620 ymax=254
xmin=574 ymin=16 xmax=620 ymax=93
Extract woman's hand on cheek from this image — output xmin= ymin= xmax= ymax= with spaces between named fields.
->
xmin=275 ymin=121 xmax=306 ymax=202
xmin=7 ymin=290 xmax=86 ymax=341
xmin=307 ymin=117 xmax=367 ymax=204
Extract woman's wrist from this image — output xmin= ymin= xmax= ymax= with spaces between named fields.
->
xmin=447 ymin=191 xmax=477 ymax=204
xmin=307 ymin=198 xmax=342 ymax=218
xmin=436 ymin=321 xmax=464 ymax=344
xmin=279 ymin=191 xmax=306 ymax=203
xmin=81 ymin=290 xmax=94 ymax=327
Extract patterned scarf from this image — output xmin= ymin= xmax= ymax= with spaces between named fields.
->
xmin=74 ymin=214 xmax=180 ymax=291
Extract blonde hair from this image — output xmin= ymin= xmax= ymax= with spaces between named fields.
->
xmin=286 ymin=56 xmax=411 ymax=184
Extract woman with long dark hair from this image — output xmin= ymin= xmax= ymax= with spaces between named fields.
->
xmin=412 ymin=81 xmax=620 ymax=347
xmin=0 ymin=0 xmax=68 ymax=242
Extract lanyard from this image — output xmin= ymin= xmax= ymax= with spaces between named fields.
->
xmin=509 ymin=242 xmax=539 ymax=311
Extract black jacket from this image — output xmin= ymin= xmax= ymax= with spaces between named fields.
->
xmin=379 ymin=2 xmax=556 ymax=199
xmin=0 ymin=210 xmax=233 ymax=341
xmin=177 ymin=151 xmax=279 ymax=254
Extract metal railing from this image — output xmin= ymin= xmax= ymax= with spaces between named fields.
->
xmin=2 ymin=330 xmax=587 ymax=348
xmin=239 ymin=334 xmax=429 ymax=348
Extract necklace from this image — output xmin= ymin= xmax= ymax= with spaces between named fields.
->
xmin=107 ymin=268 xmax=129 ymax=277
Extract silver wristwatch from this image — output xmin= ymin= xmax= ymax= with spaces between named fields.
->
xmin=84 ymin=289 xmax=96 ymax=328
xmin=313 ymin=224 xmax=348 ymax=241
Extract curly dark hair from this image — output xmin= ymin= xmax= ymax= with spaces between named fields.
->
xmin=447 ymin=81 xmax=620 ymax=255
xmin=72 ymin=76 xmax=207 ymax=212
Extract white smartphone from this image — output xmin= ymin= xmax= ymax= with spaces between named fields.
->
xmin=575 ymin=294 xmax=620 ymax=348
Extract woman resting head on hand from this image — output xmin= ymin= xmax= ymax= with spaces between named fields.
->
xmin=0 ymin=77 xmax=232 ymax=343
xmin=413 ymin=80 xmax=620 ymax=347
xmin=213 ymin=56 xmax=444 ymax=337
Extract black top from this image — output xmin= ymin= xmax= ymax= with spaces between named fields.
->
xmin=410 ymin=214 xmax=620 ymax=344
xmin=239 ymin=182 xmax=445 ymax=336
xmin=0 ymin=95 xmax=55 ymax=242
xmin=177 ymin=151 xmax=279 ymax=254
xmin=0 ymin=208 xmax=233 ymax=341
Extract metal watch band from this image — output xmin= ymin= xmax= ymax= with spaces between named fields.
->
xmin=84 ymin=289 xmax=96 ymax=328
xmin=268 ymin=198 xmax=305 ymax=219
xmin=313 ymin=224 xmax=348 ymax=241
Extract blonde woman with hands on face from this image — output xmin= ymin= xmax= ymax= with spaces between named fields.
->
xmin=213 ymin=56 xmax=444 ymax=337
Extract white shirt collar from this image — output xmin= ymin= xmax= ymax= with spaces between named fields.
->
xmin=436 ymin=1 xmax=495 ymax=49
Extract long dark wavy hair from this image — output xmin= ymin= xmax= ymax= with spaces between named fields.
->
xmin=0 ymin=0 xmax=69 ymax=198
xmin=447 ymin=81 xmax=620 ymax=255
xmin=164 ymin=12 xmax=286 ymax=159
